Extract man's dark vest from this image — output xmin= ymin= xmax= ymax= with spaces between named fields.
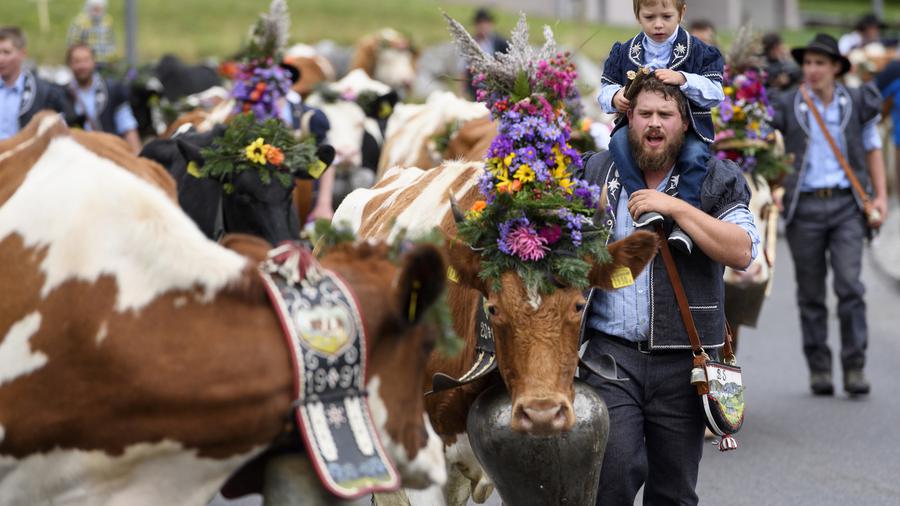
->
xmin=18 ymin=70 xmax=71 ymax=129
xmin=771 ymin=82 xmax=882 ymax=224
xmin=601 ymin=26 xmax=724 ymax=143
xmin=578 ymin=151 xmax=751 ymax=350
xmin=67 ymin=75 xmax=131 ymax=134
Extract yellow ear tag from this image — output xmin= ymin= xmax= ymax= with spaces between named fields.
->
xmin=379 ymin=102 xmax=393 ymax=119
xmin=446 ymin=266 xmax=459 ymax=283
xmin=308 ymin=160 xmax=327 ymax=179
xmin=610 ymin=266 xmax=635 ymax=289
xmin=187 ymin=160 xmax=202 ymax=178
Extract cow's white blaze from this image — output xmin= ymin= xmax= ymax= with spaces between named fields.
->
xmin=367 ymin=376 xmax=447 ymax=489
xmin=0 ymin=312 xmax=47 ymax=387
xmin=0 ymin=440 xmax=262 ymax=506
xmin=0 ymin=136 xmax=247 ymax=312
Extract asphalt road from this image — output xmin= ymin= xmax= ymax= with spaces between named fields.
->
xmin=212 ymin=236 xmax=900 ymax=506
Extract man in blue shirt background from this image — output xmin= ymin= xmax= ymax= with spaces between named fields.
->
xmin=0 ymin=26 xmax=70 ymax=140
xmin=65 ymin=43 xmax=141 ymax=153
xmin=771 ymin=33 xmax=887 ymax=397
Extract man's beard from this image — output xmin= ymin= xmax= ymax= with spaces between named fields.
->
xmin=628 ymin=125 xmax=684 ymax=173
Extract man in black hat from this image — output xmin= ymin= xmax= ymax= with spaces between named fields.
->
xmin=463 ymin=8 xmax=508 ymax=99
xmin=838 ymin=13 xmax=886 ymax=55
xmin=771 ymin=33 xmax=887 ymax=396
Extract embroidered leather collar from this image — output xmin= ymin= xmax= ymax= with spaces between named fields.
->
xmin=258 ymin=242 xmax=400 ymax=499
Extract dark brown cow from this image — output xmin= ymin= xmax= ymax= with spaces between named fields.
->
xmin=333 ymin=161 xmax=658 ymax=504
xmin=0 ymin=113 xmax=447 ymax=504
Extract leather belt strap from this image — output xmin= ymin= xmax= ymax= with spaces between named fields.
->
xmin=656 ymin=225 xmax=735 ymax=361
xmin=799 ymin=85 xmax=872 ymax=210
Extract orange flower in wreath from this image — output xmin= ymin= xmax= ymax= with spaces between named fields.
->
xmin=265 ymin=145 xmax=285 ymax=166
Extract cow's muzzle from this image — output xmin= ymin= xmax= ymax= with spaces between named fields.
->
xmin=511 ymin=394 xmax=575 ymax=435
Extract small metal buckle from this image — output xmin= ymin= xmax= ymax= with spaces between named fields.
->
xmin=814 ymin=188 xmax=833 ymax=199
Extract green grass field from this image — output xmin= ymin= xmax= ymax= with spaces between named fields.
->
xmin=0 ymin=0 xmax=889 ymax=66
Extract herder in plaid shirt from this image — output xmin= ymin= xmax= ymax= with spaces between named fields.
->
xmin=67 ymin=0 xmax=117 ymax=65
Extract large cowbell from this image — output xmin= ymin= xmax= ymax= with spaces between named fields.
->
xmin=466 ymin=381 xmax=608 ymax=505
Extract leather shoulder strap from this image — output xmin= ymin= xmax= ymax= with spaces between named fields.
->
xmin=800 ymin=85 xmax=871 ymax=206
xmin=656 ymin=225 xmax=704 ymax=354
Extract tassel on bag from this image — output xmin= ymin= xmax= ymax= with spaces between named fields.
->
xmin=715 ymin=434 xmax=739 ymax=452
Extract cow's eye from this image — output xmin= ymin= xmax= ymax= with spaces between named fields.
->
xmin=575 ymin=302 xmax=586 ymax=313
xmin=487 ymin=305 xmax=498 ymax=316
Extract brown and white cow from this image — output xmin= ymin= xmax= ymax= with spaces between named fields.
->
xmin=350 ymin=29 xmax=417 ymax=95
xmin=0 ymin=113 xmax=447 ymax=505
xmin=285 ymin=43 xmax=338 ymax=98
xmin=376 ymin=92 xmax=489 ymax=179
xmin=333 ymin=161 xmax=658 ymax=505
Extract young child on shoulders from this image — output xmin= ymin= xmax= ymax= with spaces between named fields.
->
xmin=598 ymin=0 xmax=724 ymax=253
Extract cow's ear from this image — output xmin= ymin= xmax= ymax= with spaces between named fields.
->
xmin=395 ymin=244 xmax=446 ymax=324
xmin=589 ymin=231 xmax=658 ymax=290
xmin=445 ymin=235 xmax=487 ymax=296
xmin=175 ymin=138 xmax=205 ymax=166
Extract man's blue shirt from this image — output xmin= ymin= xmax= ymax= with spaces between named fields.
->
xmin=73 ymin=74 xmax=138 ymax=135
xmin=801 ymin=91 xmax=881 ymax=191
xmin=588 ymin=168 xmax=760 ymax=342
xmin=0 ymin=72 xmax=26 ymax=140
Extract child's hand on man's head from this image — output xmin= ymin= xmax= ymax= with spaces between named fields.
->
xmin=613 ymin=89 xmax=631 ymax=113
xmin=653 ymin=69 xmax=687 ymax=86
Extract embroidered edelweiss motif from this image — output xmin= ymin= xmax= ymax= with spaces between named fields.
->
xmin=630 ymin=44 xmax=642 ymax=59
xmin=626 ymin=70 xmax=637 ymax=81
xmin=326 ymin=404 xmax=347 ymax=428
xmin=669 ymin=174 xmax=680 ymax=190
xmin=674 ymin=43 xmax=687 ymax=58
xmin=608 ymin=178 xmax=621 ymax=193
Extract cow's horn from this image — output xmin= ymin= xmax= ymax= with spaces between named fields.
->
xmin=593 ymin=183 xmax=608 ymax=227
xmin=449 ymin=193 xmax=465 ymax=223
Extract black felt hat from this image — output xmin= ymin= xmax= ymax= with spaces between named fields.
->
xmin=473 ymin=8 xmax=495 ymax=24
xmin=791 ymin=33 xmax=852 ymax=76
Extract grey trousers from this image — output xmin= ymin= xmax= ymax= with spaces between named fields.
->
xmin=785 ymin=192 xmax=868 ymax=373
xmin=583 ymin=333 xmax=706 ymax=506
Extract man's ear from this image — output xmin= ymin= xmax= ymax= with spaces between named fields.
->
xmin=682 ymin=118 xmax=689 ymax=133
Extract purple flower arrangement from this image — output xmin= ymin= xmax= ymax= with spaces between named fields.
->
xmin=447 ymin=14 xmax=610 ymax=293
xmin=712 ymin=67 xmax=791 ymax=183
xmin=231 ymin=58 xmax=293 ymax=121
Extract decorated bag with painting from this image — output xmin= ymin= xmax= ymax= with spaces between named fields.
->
xmin=445 ymin=13 xmax=610 ymax=295
xmin=712 ymin=27 xmax=792 ymax=184
xmin=657 ymin=226 xmax=745 ymax=452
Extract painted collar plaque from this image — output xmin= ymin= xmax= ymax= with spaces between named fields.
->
xmin=259 ymin=242 xmax=400 ymax=499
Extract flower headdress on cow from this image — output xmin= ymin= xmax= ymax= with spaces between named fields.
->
xmin=231 ymin=0 xmax=293 ymax=120
xmin=193 ymin=0 xmax=329 ymax=192
xmin=445 ymin=13 xmax=610 ymax=294
xmin=712 ymin=27 xmax=792 ymax=184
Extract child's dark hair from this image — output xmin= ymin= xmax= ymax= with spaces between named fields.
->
xmin=633 ymin=0 xmax=686 ymax=17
